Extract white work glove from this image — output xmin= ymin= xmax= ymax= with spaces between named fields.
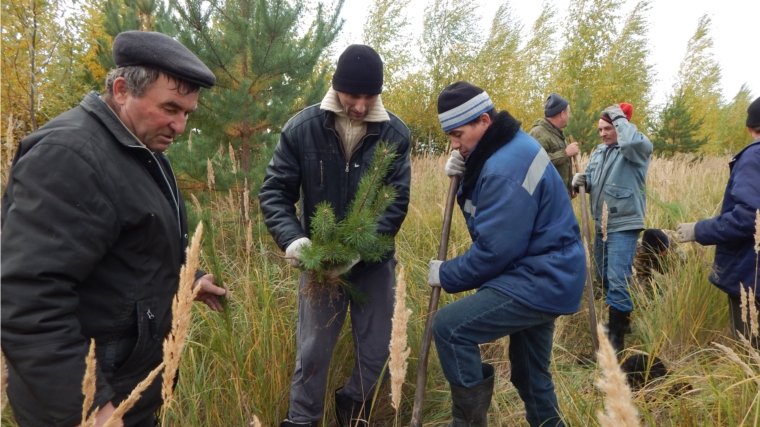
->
xmin=325 ymin=257 xmax=360 ymax=278
xmin=285 ymin=237 xmax=311 ymax=267
xmin=572 ymin=173 xmax=586 ymax=189
xmin=428 ymin=260 xmax=443 ymax=287
xmin=444 ymin=150 xmax=465 ymax=177
xmin=603 ymin=104 xmax=626 ymax=122
xmin=676 ymin=222 xmax=696 ymax=243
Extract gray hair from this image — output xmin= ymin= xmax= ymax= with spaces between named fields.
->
xmin=105 ymin=65 xmax=200 ymax=97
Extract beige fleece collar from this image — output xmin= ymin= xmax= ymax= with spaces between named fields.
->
xmin=320 ymin=87 xmax=390 ymax=123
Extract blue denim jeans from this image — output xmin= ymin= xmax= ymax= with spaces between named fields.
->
xmin=593 ymin=230 xmax=640 ymax=312
xmin=432 ymin=288 xmax=564 ymax=427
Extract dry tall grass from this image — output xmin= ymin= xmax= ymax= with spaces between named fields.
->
xmin=389 ymin=266 xmax=411 ymax=414
xmin=4 ymin=153 xmax=759 ymax=427
xmin=161 ymin=222 xmax=204 ymax=409
xmin=102 ymin=363 xmax=164 ymax=427
xmin=595 ymin=324 xmax=639 ymax=427
xmin=1 ymin=352 xmax=8 ymax=413
xmin=754 ymin=210 xmax=760 ymax=254
xmin=81 ymin=340 xmax=98 ymax=427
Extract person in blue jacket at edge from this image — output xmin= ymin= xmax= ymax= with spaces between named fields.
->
xmin=676 ymin=96 xmax=760 ymax=349
xmin=427 ymin=81 xmax=586 ymax=427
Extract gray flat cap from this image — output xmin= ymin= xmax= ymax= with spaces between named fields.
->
xmin=544 ymin=92 xmax=569 ymax=117
xmin=112 ymin=31 xmax=216 ymax=88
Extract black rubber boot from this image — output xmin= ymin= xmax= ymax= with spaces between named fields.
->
xmin=335 ymin=389 xmax=371 ymax=427
xmin=447 ymin=363 xmax=495 ymax=427
xmin=608 ymin=307 xmax=631 ymax=354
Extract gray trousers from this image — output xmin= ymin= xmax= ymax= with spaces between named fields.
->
xmin=286 ymin=257 xmax=396 ymax=422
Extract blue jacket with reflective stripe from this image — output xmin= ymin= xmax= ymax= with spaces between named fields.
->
xmin=439 ymin=129 xmax=586 ymax=315
xmin=695 ymin=138 xmax=760 ymax=297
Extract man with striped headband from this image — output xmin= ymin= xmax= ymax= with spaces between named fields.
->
xmin=428 ymin=81 xmax=585 ymax=427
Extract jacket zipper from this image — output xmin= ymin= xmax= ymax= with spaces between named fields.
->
xmin=322 ymin=114 xmax=380 ymax=204
xmin=320 ymin=160 xmax=324 ymax=186
xmin=129 ymin=146 xmax=182 ymax=239
xmin=146 ymin=309 xmax=159 ymax=340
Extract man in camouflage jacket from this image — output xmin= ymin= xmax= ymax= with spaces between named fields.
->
xmin=528 ymin=92 xmax=578 ymax=197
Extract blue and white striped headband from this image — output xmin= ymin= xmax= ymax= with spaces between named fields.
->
xmin=438 ymin=91 xmax=494 ymax=132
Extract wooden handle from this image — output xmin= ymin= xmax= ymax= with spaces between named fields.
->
xmin=410 ymin=175 xmax=460 ymax=427
xmin=572 ymin=154 xmax=600 ymax=353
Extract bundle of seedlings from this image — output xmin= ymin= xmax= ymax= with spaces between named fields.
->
xmin=299 ymin=142 xmax=399 ymax=297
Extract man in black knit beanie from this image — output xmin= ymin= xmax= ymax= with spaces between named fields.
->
xmin=259 ymin=44 xmax=412 ymax=427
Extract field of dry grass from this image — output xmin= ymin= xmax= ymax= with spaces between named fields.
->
xmin=3 ymin=153 xmax=759 ymax=427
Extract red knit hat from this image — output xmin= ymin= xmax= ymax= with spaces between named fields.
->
xmin=601 ymin=103 xmax=634 ymax=123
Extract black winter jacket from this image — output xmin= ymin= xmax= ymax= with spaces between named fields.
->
xmin=258 ymin=104 xmax=411 ymax=270
xmin=1 ymin=92 xmax=189 ymax=426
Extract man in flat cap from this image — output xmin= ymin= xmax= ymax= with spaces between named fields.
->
xmin=428 ymin=81 xmax=585 ymax=427
xmin=1 ymin=31 xmax=226 ymax=427
xmin=259 ymin=44 xmax=411 ymax=427
xmin=527 ymin=92 xmax=578 ymax=198
xmin=676 ymin=96 xmax=760 ymax=348
xmin=572 ymin=103 xmax=653 ymax=354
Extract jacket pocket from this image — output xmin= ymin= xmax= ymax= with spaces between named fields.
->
xmin=603 ymin=185 xmax=636 ymax=217
xmin=304 ymin=152 xmax=328 ymax=187
xmin=586 ymin=159 xmax=599 ymax=176
xmin=113 ymin=298 xmax=157 ymax=378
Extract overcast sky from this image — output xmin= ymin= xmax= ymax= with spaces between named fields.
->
xmin=336 ymin=0 xmax=760 ymax=107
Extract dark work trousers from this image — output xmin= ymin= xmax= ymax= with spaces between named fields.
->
xmin=130 ymin=416 xmax=157 ymax=427
xmin=285 ymin=257 xmax=396 ymax=423
xmin=728 ymin=293 xmax=760 ymax=349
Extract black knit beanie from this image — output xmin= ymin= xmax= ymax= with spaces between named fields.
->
xmin=332 ymin=45 xmax=383 ymax=95
xmin=747 ymin=97 xmax=760 ymax=127
xmin=544 ymin=92 xmax=568 ymax=117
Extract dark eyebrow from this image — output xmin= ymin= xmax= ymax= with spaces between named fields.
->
xmin=161 ymin=100 xmax=197 ymax=113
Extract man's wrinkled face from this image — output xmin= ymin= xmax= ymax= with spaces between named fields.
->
xmin=114 ymin=74 xmax=199 ymax=153
xmin=336 ymin=91 xmax=379 ymax=121
xmin=598 ymin=119 xmax=618 ymax=145
xmin=445 ymin=114 xmax=491 ymax=158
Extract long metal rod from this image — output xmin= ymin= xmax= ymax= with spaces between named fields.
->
xmin=410 ymin=175 xmax=460 ymax=427
xmin=572 ymin=152 xmax=600 ymax=353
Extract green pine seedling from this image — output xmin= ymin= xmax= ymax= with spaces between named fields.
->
xmin=299 ymin=142 xmax=399 ymax=295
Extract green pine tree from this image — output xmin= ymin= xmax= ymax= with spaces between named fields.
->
xmin=87 ymin=0 xmax=177 ymax=87
xmin=566 ymin=87 xmax=602 ymax=153
xmin=649 ymin=90 xmax=707 ymax=156
xmin=299 ymin=142 xmax=399 ymax=294
xmin=165 ymin=0 xmax=343 ymax=198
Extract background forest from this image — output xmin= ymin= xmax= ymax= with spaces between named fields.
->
xmin=3 ymin=0 xmax=757 ymax=185
xmin=2 ymin=0 xmax=760 ymax=426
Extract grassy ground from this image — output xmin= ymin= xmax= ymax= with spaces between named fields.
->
xmin=3 ymin=153 xmax=759 ymax=426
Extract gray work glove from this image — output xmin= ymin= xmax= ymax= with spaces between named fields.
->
xmin=444 ymin=150 xmax=465 ymax=177
xmin=603 ymin=104 xmax=626 ymax=122
xmin=428 ymin=260 xmax=443 ymax=287
xmin=285 ymin=237 xmax=311 ymax=267
xmin=676 ymin=222 xmax=696 ymax=243
xmin=572 ymin=173 xmax=586 ymax=189
xmin=325 ymin=257 xmax=360 ymax=278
